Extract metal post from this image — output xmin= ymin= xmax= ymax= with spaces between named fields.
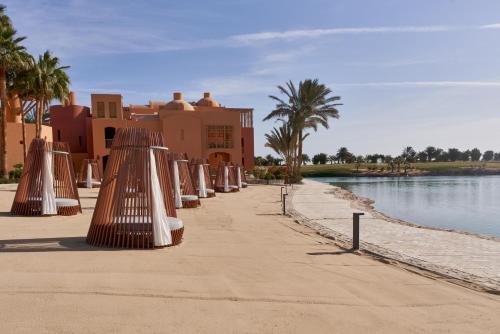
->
xmin=280 ymin=186 xmax=285 ymax=200
xmin=352 ymin=213 xmax=364 ymax=250
xmin=282 ymin=193 xmax=288 ymax=215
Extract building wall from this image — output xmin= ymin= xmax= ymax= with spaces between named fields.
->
xmin=6 ymin=123 xmax=52 ymax=171
xmin=241 ymin=127 xmax=254 ymax=170
xmin=161 ymin=114 xmax=203 ymax=158
xmin=91 ymin=118 xmax=161 ymax=171
xmin=50 ymin=104 xmax=90 ymax=154
xmin=48 ymin=92 xmax=256 ymax=173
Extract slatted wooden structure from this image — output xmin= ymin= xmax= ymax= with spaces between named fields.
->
xmin=168 ymin=152 xmax=200 ymax=208
xmin=86 ymin=128 xmax=183 ymax=248
xmin=235 ymin=164 xmax=248 ymax=188
xmin=77 ymin=159 xmax=102 ymax=188
xmin=189 ymin=158 xmax=216 ymax=198
xmin=214 ymin=161 xmax=239 ymax=193
xmin=11 ymin=139 xmax=81 ymax=216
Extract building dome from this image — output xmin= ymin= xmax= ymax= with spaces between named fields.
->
xmin=165 ymin=92 xmax=195 ymax=111
xmin=197 ymin=92 xmax=220 ymax=107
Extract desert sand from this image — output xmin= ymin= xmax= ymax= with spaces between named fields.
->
xmin=0 ymin=183 xmax=499 ymax=333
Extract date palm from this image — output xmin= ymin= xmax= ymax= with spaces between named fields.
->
xmin=0 ymin=7 xmax=30 ymax=177
xmin=265 ymin=79 xmax=341 ymax=181
xmin=337 ymin=147 xmax=351 ymax=164
xmin=8 ymin=61 xmax=37 ymax=160
xmin=32 ymin=50 xmax=70 ymax=137
xmin=265 ymin=123 xmax=309 ymax=175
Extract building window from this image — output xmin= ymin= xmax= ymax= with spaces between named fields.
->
xmin=97 ymin=102 xmax=105 ymax=118
xmin=109 ymin=102 xmax=117 ymax=118
xmin=207 ymin=125 xmax=233 ymax=149
xmin=78 ymin=136 xmax=82 ymax=147
xmin=104 ymin=127 xmax=116 ymax=148
xmin=57 ymin=129 xmax=61 ymax=141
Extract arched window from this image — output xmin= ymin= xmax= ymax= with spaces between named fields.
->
xmin=104 ymin=127 xmax=116 ymax=148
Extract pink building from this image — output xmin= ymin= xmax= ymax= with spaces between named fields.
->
xmin=50 ymin=91 xmax=254 ymax=173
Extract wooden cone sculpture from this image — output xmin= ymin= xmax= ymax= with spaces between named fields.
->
xmin=86 ymin=128 xmax=183 ymax=248
xmin=239 ymin=164 xmax=248 ymax=188
xmin=214 ymin=162 xmax=239 ymax=193
xmin=11 ymin=139 xmax=81 ymax=216
xmin=189 ymin=158 xmax=215 ymax=198
xmin=168 ymin=152 xmax=200 ymax=208
xmin=77 ymin=159 xmax=102 ymax=188
xmin=233 ymin=163 xmax=246 ymax=189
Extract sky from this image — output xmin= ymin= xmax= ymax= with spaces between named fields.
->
xmin=5 ymin=0 xmax=500 ymax=157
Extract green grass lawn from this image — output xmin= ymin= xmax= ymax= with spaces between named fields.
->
xmin=301 ymin=161 xmax=500 ymax=177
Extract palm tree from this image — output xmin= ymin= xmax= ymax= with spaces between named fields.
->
xmin=424 ymin=146 xmax=436 ymax=162
xmin=32 ymin=50 xmax=70 ymax=137
xmin=327 ymin=154 xmax=336 ymax=164
xmin=0 ymin=7 xmax=30 ymax=177
xmin=337 ymin=147 xmax=350 ymax=164
xmin=265 ymin=79 xmax=341 ymax=181
xmin=301 ymin=154 xmax=311 ymax=165
xmin=8 ymin=61 xmax=37 ymax=161
xmin=265 ymin=124 xmax=295 ymax=172
xmin=401 ymin=146 xmax=416 ymax=163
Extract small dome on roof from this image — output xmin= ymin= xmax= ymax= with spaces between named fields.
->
xmin=197 ymin=92 xmax=220 ymax=107
xmin=165 ymin=92 xmax=195 ymax=111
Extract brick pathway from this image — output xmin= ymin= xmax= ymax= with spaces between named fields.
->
xmin=289 ymin=179 xmax=500 ymax=291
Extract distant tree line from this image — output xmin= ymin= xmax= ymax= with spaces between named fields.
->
xmin=304 ymin=146 xmax=500 ymax=166
xmin=256 ymin=146 xmax=500 ymax=168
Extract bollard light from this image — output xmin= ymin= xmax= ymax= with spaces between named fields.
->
xmin=352 ymin=212 xmax=364 ymax=250
xmin=282 ymin=193 xmax=288 ymax=215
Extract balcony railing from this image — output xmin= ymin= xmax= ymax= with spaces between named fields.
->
xmin=105 ymin=139 xmax=113 ymax=148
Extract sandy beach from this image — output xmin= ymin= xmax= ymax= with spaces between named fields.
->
xmin=0 ymin=183 xmax=499 ymax=333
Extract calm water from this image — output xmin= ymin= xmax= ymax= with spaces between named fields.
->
xmin=311 ymin=176 xmax=500 ymax=237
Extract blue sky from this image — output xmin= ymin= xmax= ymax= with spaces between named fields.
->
xmin=5 ymin=0 xmax=500 ymax=156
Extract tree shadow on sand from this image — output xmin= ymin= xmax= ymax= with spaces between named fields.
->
xmin=0 ymin=236 xmax=131 ymax=252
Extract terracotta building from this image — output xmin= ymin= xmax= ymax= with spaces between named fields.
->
xmin=4 ymin=95 xmax=52 ymax=172
xmin=50 ymin=91 xmax=254 ymax=173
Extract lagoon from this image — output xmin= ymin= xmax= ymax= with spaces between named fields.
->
xmin=311 ymin=175 xmax=500 ymax=237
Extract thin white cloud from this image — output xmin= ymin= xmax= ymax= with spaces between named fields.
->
xmin=229 ymin=25 xmax=459 ymax=44
xmin=5 ymin=0 xmax=500 ymax=58
xmin=336 ymin=81 xmax=500 ymax=88
xmin=479 ymin=23 xmax=500 ymax=29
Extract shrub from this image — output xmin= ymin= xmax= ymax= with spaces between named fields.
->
xmin=9 ymin=163 xmax=23 ymax=180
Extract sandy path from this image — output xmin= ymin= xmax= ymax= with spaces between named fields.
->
xmin=0 ymin=184 xmax=499 ymax=333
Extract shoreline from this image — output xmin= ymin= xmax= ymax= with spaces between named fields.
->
xmin=326 ymin=184 xmax=500 ymax=243
xmin=287 ymin=179 xmax=500 ymax=293
xmin=302 ymin=167 xmax=500 ymax=178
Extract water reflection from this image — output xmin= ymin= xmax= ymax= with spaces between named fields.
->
xmin=311 ymin=175 xmax=500 ymax=237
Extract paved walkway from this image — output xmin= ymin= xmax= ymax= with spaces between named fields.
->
xmin=289 ymin=179 xmax=500 ymax=291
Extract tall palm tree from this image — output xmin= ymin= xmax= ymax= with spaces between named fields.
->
xmin=8 ymin=61 xmax=37 ymax=160
xmin=33 ymin=50 xmax=70 ymax=137
xmin=265 ymin=79 xmax=341 ymax=181
xmin=0 ymin=6 xmax=30 ymax=177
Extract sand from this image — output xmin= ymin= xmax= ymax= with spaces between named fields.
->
xmin=0 ymin=183 xmax=499 ymax=333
